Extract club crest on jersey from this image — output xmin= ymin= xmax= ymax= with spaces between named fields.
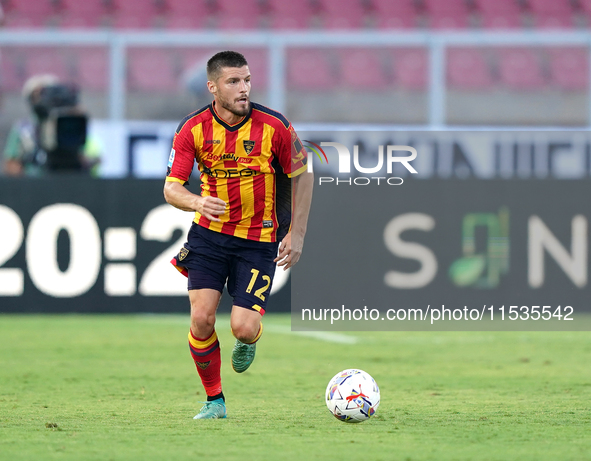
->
xmin=179 ymin=247 xmax=189 ymax=261
xmin=243 ymin=140 xmax=256 ymax=155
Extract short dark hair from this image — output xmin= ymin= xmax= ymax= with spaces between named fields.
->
xmin=207 ymin=51 xmax=248 ymax=81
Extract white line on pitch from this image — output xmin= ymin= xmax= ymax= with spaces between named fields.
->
xmin=264 ymin=324 xmax=359 ymax=344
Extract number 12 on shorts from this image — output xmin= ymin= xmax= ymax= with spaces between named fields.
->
xmin=246 ymin=268 xmax=271 ymax=301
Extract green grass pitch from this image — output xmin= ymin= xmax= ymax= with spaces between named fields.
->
xmin=1 ymin=313 xmax=590 ymax=461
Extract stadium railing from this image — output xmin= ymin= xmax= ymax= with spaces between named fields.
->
xmin=0 ymin=29 xmax=590 ymax=126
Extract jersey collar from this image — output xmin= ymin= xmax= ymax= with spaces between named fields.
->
xmin=209 ymin=101 xmax=252 ymax=132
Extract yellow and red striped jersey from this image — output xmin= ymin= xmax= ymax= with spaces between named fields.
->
xmin=166 ymin=101 xmax=308 ymax=243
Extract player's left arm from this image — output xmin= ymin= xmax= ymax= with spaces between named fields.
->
xmin=274 ymin=121 xmax=314 ymax=269
xmin=275 ymin=170 xmax=314 ymax=270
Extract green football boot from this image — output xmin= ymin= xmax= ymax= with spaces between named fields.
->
xmin=231 ymin=340 xmax=256 ymax=373
xmin=193 ymin=398 xmax=227 ymax=420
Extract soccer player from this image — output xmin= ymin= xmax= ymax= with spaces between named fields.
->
xmin=163 ymin=51 xmax=313 ymax=420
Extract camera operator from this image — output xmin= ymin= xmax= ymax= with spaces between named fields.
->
xmin=3 ymin=74 xmax=100 ymax=177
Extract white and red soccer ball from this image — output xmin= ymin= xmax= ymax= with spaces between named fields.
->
xmin=325 ymin=369 xmax=380 ymax=423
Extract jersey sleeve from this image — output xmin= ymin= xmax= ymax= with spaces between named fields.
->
xmin=166 ymin=121 xmax=198 ymax=184
xmin=274 ymin=123 xmax=308 ymax=178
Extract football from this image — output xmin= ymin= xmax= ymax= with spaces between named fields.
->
xmin=325 ymin=369 xmax=380 ymax=423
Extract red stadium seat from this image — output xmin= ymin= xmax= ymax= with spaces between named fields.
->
xmin=267 ymin=0 xmax=315 ymax=29
xmin=424 ymin=0 xmax=471 ymax=29
xmin=287 ymin=49 xmax=335 ymax=90
xmin=127 ymin=48 xmax=179 ymax=92
xmin=3 ymin=0 xmax=56 ymax=28
xmin=497 ymin=48 xmax=546 ymax=89
xmin=528 ymin=0 xmax=573 ymax=14
xmin=59 ymin=0 xmax=107 ymax=15
xmin=58 ymin=0 xmax=108 ymax=28
xmin=74 ymin=47 xmax=109 ymax=91
xmin=0 ymin=49 xmax=27 ymax=92
xmin=110 ymin=0 xmax=162 ymax=28
xmin=215 ymin=0 xmax=263 ymax=29
xmin=447 ymin=48 xmax=493 ymax=89
xmin=180 ymin=47 xmax=268 ymax=90
xmin=319 ymin=0 xmax=366 ymax=29
xmin=474 ymin=0 xmax=521 ymax=13
xmin=339 ymin=49 xmax=389 ymax=89
xmin=3 ymin=13 xmax=50 ymax=27
xmin=548 ymin=47 xmax=589 ymax=91
xmin=430 ymin=12 xmax=470 ymax=29
xmin=533 ymin=14 xmax=574 ymax=28
xmin=392 ymin=48 xmax=428 ymax=90
xmin=59 ymin=13 xmax=105 ymax=28
xmin=474 ymin=0 xmax=522 ymax=28
xmin=242 ymin=49 xmax=269 ymax=90
xmin=5 ymin=0 xmax=55 ymax=15
xmin=424 ymin=0 xmax=469 ymax=13
xmin=372 ymin=0 xmax=417 ymax=29
xmin=24 ymin=48 xmax=72 ymax=82
xmin=528 ymin=0 xmax=574 ymax=28
xmin=163 ymin=0 xmax=209 ymax=29
xmin=480 ymin=11 xmax=522 ymax=29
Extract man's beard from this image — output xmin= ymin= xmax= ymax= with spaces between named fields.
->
xmin=219 ymin=95 xmax=250 ymax=117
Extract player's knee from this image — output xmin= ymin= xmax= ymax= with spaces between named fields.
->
xmin=190 ymin=308 xmax=216 ymax=333
xmin=231 ymin=323 xmax=259 ymax=343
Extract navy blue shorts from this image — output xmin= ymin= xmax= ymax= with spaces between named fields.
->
xmin=171 ymin=224 xmax=279 ymax=315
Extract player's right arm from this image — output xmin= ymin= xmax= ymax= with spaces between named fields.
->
xmin=163 ymin=118 xmax=226 ymax=221
xmin=163 ymin=181 xmax=226 ymax=222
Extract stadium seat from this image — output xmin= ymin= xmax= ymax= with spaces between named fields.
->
xmin=423 ymin=0 xmax=471 ymax=29
xmin=479 ymin=11 xmax=522 ymax=29
xmin=474 ymin=0 xmax=522 ymax=29
xmin=533 ymin=14 xmax=574 ymax=28
xmin=548 ymin=47 xmax=589 ymax=91
xmin=319 ymin=0 xmax=367 ymax=29
xmin=162 ymin=0 xmax=209 ymax=29
xmin=528 ymin=0 xmax=573 ymax=14
xmin=58 ymin=0 xmax=108 ymax=28
xmin=59 ymin=12 xmax=105 ymax=28
xmin=5 ymin=0 xmax=55 ymax=15
xmin=24 ymin=48 xmax=72 ymax=82
xmin=430 ymin=12 xmax=470 ymax=29
xmin=110 ymin=0 xmax=162 ymax=29
xmin=447 ymin=48 xmax=493 ymax=89
xmin=287 ymin=49 xmax=335 ymax=90
xmin=267 ymin=0 xmax=315 ymax=29
xmin=497 ymin=48 xmax=546 ymax=89
xmin=0 ymin=49 xmax=27 ymax=91
xmin=3 ymin=0 xmax=56 ymax=28
xmin=528 ymin=0 xmax=574 ymax=28
xmin=215 ymin=0 xmax=263 ymax=30
xmin=127 ymin=48 xmax=179 ymax=92
xmin=74 ymin=47 xmax=109 ymax=91
xmin=474 ymin=0 xmax=521 ymax=14
xmin=392 ymin=48 xmax=428 ymax=90
xmin=424 ymin=0 xmax=470 ymax=14
xmin=372 ymin=0 xmax=417 ymax=29
xmin=3 ymin=13 xmax=49 ymax=27
xmin=242 ymin=49 xmax=269 ymax=89
xmin=339 ymin=48 xmax=389 ymax=89
xmin=180 ymin=47 xmax=268 ymax=91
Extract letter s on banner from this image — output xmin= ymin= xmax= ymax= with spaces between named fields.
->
xmin=383 ymin=213 xmax=437 ymax=289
